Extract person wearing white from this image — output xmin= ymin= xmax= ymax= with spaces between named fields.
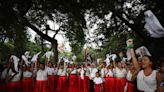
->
xmin=127 ymin=39 xmax=161 ymax=92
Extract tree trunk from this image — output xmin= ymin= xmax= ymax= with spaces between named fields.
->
xmin=51 ymin=40 xmax=58 ymax=64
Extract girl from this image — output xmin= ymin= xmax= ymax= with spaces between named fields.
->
xmin=93 ymin=72 xmax=103 ymax=92
xmin=113 ymin=61 xmax=127 ymax=92
xmin=104 ymin=64 xmax=114 ymax=92
xmin=46 ymin=61 xmax=55 ymax=92
xmin=22 ymin=64 xmax=33 ymax=92
xmin=68 ymin=64 xmax=78 ymax=92
xmin=57 ymin=63 xmax=67 ymax=92
xmin=33 ymin=59 xmax=49 ymax=92
xmin=78 ymin=64 xmax=86 ymax=92
xmin=7 ymin=55 xmax=22 ymax=92
xmin=128 ymin=39 xmax=161 ymax=92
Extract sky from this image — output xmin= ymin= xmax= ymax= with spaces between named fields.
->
xmin=28 ymin=20 xmax=71 ymax=52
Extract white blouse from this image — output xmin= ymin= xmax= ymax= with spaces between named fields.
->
xmin=46 ymin=67 xmax=55 ymax=75
xmin=36 ymin=69 xmax=48 ymax=80
xmin=114 ymin=67 xmax=127 ymax=78
xmin=23 ymin=71 xmax=32 ymax=78
xmin=57 ymin=68 xmax=66 ymax=76
xmin=126 ymin=70 xmax=132 ymax=81
xmin=137 ymin=70 xmax=157 ymax=92
xmin=90 ymin=68 xmax=98 ymax=80
xmin=9 ymin=69 xmax=22 ymax=82
xmin=94 ymin=77 xmax=103 ymax=84
xmin=105 ymin=69 xmax=113 ymax=77
xmin=70 ymin=68 xmax=77 ymax=74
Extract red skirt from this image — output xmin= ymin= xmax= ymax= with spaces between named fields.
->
xmin=33 ymin=80 xmax=49 ymax=92
xmin=57 ymin=76 xmax=67 ymax=92
xmin=22 ymin=78 xmax=33 ymax=92
xmin=68 ymin=74 xmax=78 ymax=92
xmin=48 ymin=75 xmax=55 ymax=92
xmin=84 ymin=76 xmax=90 ymax=92
xmin=115 ymin=78 xmax=127 ymax=92
xmin=94 ymin=84 xmax=102 ymax=92
xmin=0 ymin=83 xmax=7 ymax=92
xmin=8 ymin=81 xmax=22 ymax=92
xmin=104 ymin=77 xmax=115 ymax=92
xmin=127 ymin=82 xmax=134 ymax=92
xmin=54 ymin=75 xmax=59 ymax=92
xmin=78 ymin=76 xmax=85 ymax=92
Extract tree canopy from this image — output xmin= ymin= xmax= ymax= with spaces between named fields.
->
xmin=0 ymin=0 xmax=164 ymax=63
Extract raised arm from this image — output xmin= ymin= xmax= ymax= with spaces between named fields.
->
xmin=127 ymin=39 xmax=140 ymax=70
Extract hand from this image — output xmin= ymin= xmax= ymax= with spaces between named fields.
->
xmin=126 ymin=39 xmax=133 ymax=47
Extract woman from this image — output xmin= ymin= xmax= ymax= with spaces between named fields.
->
xmin=104 ymin=64 xmax=114 ymax=92
xmin=125 ymin=62 xmax=139 ymax=92
xmin=22 ymin=64 xmax=33 ymax=92
xmin=33 ymin=62 xmax=49 ymax=92
xmin=93 ymin=72 xmax=103 ymax=92
xmin=57 ymin=63 xmax=67 ymax=92
xmin=127 ymin=39 xmax=161 ymax=92
xmin=46 ymin=61 xmax=55 ymax=92
xmin=7 ymin=55 xmax=22 ymax=92
xmin=78 ymin=64 xmax=86 ymax=92
xmin=68 ymin=64 xmax=78 ymax=92
xmin=113 ymin=61 xmax=127 ymax=92
xmin=53 ymin=63 xmax=58 ymax=92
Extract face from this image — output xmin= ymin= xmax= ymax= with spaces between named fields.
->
xmin=53 ymin=64 xmax=57 ymax=68
xmin=141 ymin=56 xmax=152 ymax=69
xmin=117 ymin=62 xmax=122 ymax=68
xmin=39 ymin=64 xmax=45 ymax=70
xmin=96 ymin=72 xmax=99 ymax=77
xmin=48 ymin=62 xmax=53 ymax=67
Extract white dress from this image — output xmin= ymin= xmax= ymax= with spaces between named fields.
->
xmin=137 ymin=70 xmax=157 ymax=92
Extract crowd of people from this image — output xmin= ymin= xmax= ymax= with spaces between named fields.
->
xmin=0 ymin=39 xmax=164 ymax=92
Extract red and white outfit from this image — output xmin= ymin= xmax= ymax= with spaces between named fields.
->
xmin=125 ymin=70 xmax=135 ymax=92
xmin=93 ymin=77 xmax=103 ymax=92
xmin=114 ymin=67 xmax=127 ymax=92
xmin=137 ymin=70 xmax=157 ymax=92
xmin=0 ymin=68 xmax=8 ymax=92
xmin=46 ymin=67 xmax=56 ymax=92
xmin=33 ymin=69 xmax=49 ymax=92
xmin=53 ymin=67 xmax=58 ymax=92
xmin=104 ymin=68 xmax=114 ymax=92
xmin=78 ymin=68 xmax=88 ymax=92
xmin=68 ymin=68 xmax=78 ymax=92
xmin=57 ymin=68 xmax=67 ymax=92
xmin=8 ymin=69 xmax=22 ymax=92
xmin=22 ymin=71 xmax=33 ymax=92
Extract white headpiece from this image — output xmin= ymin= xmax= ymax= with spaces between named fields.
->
xmin=126 ymin=46 xmax=151 ymax=61
xmin=108 ymin=54 xmax=117 ymax=61
xmin=10 ymin=55 xmax=20 ymax=72
xmin=31 ymin=52 xmax=41 ymax=63
xmin=144 ymin=10 xmax=164 ymax=38
xmin=44 ymin=51 xmax=54 ymax=62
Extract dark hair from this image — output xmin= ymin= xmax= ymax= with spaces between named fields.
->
xmin=143 ymin=55 xmax=153 ymax=62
